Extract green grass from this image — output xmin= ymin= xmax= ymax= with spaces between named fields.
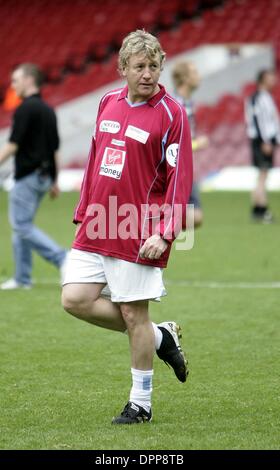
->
xmin=0 ymin=190 xmax=279 ymax=450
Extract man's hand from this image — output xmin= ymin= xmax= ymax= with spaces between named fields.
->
xmin=196 ymin=135 xmax=209 ymax=150
xmin=261 ymin=142 xmax=273 ymax=155
xmin=0 ymin=142 xmax=18 ymax=165
xmin=139 ymin=234 xmax=168 ymax=260
xmin=49 ymin=183 xmax=60 ymax=199
xmin=192 ymin=135 xmax=209 ymax=151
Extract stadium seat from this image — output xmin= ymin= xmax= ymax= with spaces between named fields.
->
xmin=1 ymin=0 xmax=280 ymax=170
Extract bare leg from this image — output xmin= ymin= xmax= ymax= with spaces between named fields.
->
xmin=120 ymin=300 xmax=155 ymax=370
xmin=61 ymin=283 xmax=126 ymax=332
xmin=252 ymin=169 xmax=268 ymax=206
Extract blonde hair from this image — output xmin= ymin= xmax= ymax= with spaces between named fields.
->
xmin=172 ymin=61 xmax=193 ymax=88
xmin=118 ymin=30 xmax=166 ymax=73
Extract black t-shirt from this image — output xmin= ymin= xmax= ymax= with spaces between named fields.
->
xmin=9 ymin=93 xmax=59 ymax=180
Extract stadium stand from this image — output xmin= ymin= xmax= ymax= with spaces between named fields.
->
xmin=194 ymin=86 xmax=280 ymax=180
xmin=0 ymin=0 xmax=222 ymax=117
xmin=1 ymin=0 xmax=279 ymax=108
xmin=1 ymin=0 xmax=280 ymax=179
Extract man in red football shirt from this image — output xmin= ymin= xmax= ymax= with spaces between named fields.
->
xmin=61 ymin=30 xmax=193 ymax=424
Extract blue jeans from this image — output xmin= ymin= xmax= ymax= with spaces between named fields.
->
xmin=9 ymin=171 xmax=66 ymax=285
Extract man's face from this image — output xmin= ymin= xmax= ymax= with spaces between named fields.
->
xmin=122 ymin=52 xmax=161 ymax=102
xmin=11 ymin=68 xmax=29 ymax=98
xmin=263 ymin=72 xmax=277 ymax=91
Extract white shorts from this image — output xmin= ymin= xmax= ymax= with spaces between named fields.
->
xmin=63 ymin=249 xmax=167 ymax=303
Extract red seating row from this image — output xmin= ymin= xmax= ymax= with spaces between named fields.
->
xmin=160 ymin=0 xmax=280 ymax=58
xmin=1 ymin=0 xmax=280 ymax=148
xmin=1 ymin=0 xmax=279 ymax=95
xmin=192 ymin=81 xmax=280 ymax=179
xmin=0 ymin=0 xmax=223 ymax=119
xmin=0 ymin=0 xmax=186 ymax=93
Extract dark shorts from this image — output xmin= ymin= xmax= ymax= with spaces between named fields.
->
xmin=188 ymin=182 xmax=201 ymax=209
xmin=251 ymin=138 xmax=275 ymax=170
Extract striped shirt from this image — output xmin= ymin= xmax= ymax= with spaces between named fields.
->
xmin=245 ymin=89 xmax=280 ymax=143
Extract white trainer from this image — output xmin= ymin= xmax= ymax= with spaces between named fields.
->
xmin=0 ymin=278 xmax=32 ymax=290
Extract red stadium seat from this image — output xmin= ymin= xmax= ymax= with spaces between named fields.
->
xmin=1 ymin=0 xmax=280 ymax=142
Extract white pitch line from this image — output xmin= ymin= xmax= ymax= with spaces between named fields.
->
xmin=164 ymin=280 xmax=280 ymax=289
xmin=1 ymin=278 xmax=280 ymax=289
xmin=0 ymin=278 xmax=60 ymax=287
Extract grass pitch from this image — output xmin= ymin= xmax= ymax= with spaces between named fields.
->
xmin=0 ymin=190 xmax=279 ymax=450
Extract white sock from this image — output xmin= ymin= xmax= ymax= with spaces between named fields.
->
xmin=129 ymin=368 xmax=153 ymax=412
xmin=152 ymin=322 xmax=163 ymax=350
xmin=124 ymin=323 xmax=163 ymax=351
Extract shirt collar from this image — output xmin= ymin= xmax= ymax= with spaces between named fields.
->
xmin=118 ymin=84 xmax=166 ymax=107
xmin=24 ymin=93 xmax=41 ymax=100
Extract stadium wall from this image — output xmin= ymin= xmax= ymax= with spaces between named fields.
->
xmin=0 ymin=43 xmax=274 ymax=190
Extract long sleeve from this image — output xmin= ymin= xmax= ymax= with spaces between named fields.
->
xmin=73 ymin=137 xmax=96 ymax=224
xmin=156 ymin=105 xmax=193 ymax=242
xmin=73 ymin=94 xmax=111 ymax=224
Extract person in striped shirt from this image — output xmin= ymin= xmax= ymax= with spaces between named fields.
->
xmin=245 ymin=69 xmax=280 ymax=222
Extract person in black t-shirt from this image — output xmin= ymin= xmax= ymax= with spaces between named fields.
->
xmin=0 ymin=63 xmax=68 ymax=289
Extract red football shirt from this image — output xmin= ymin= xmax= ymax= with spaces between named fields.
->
xmin=73 ymin=84 xmax=193 ymax=268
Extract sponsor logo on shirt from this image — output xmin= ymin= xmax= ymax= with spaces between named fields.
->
xmin=99 ymin=120 xmax=121 ymax=134
xmin=99 ymin=147 xmax=126 ymax=179
xmin=111 ymin=138 xmax=125 ymax=147
xmin=125 ymin=125 xmax=150 ymax=144
xmin=166 ymin=143 xmax=179 ymax=167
